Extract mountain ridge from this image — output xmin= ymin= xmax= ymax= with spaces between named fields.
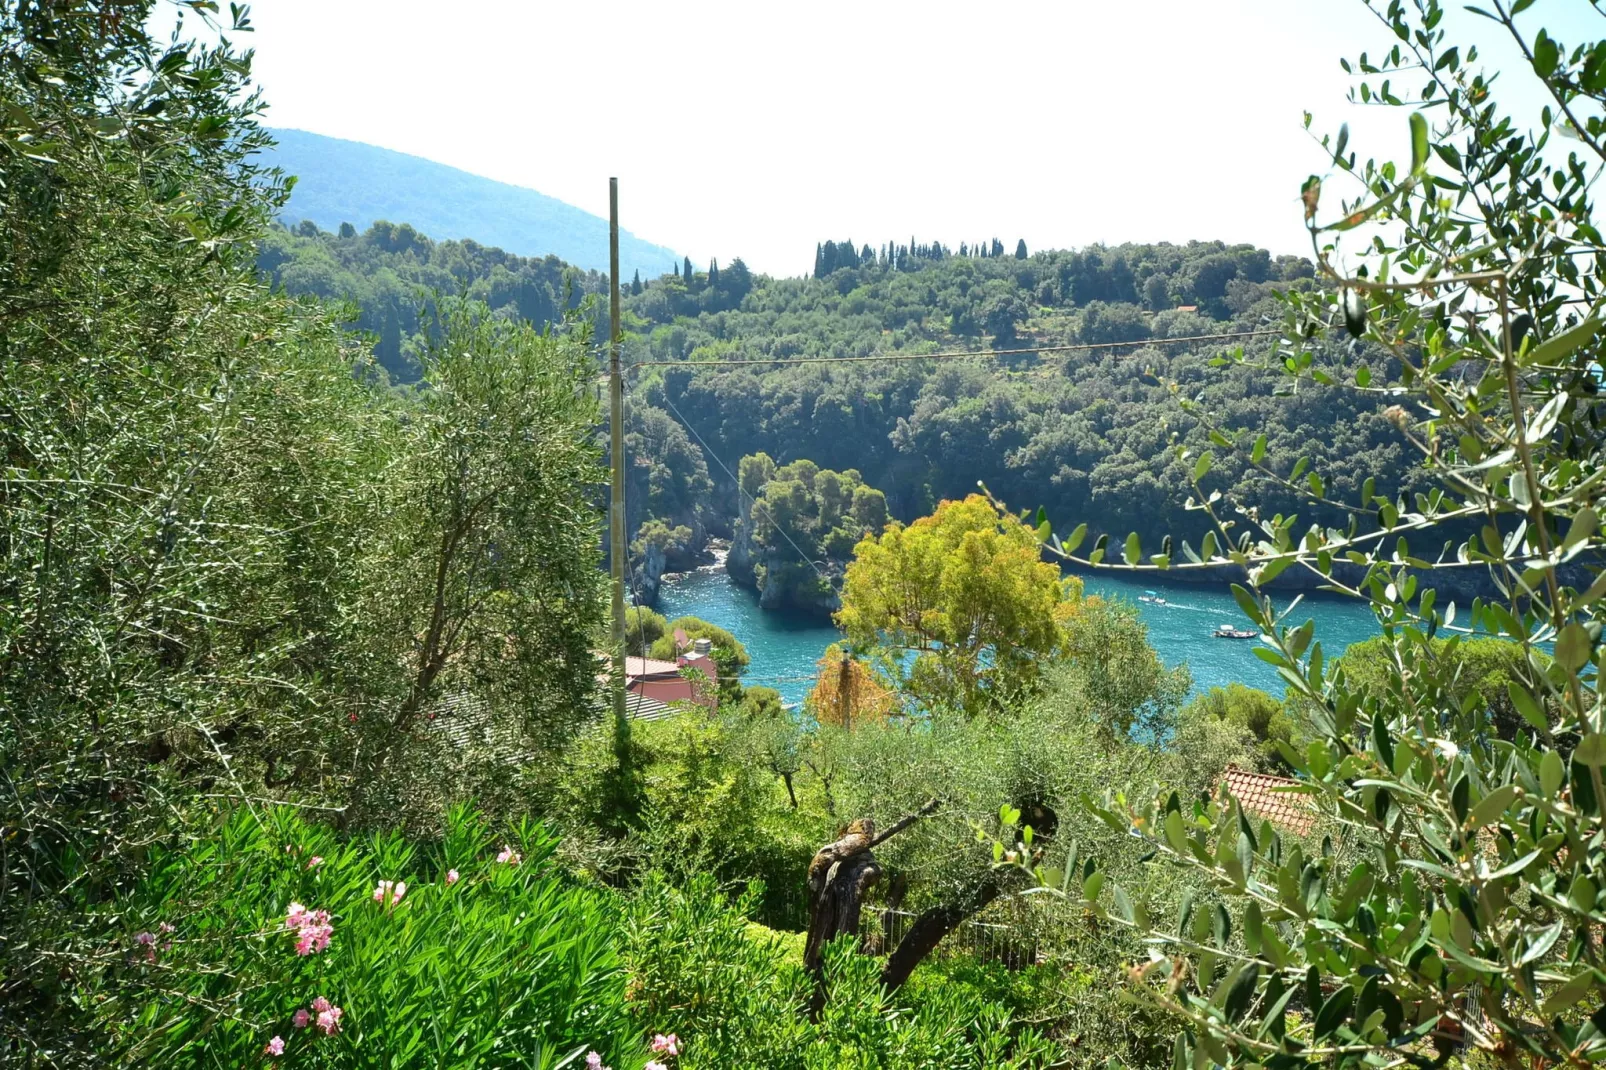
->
xmin=262 ymin=128 xmax=685 ymax=278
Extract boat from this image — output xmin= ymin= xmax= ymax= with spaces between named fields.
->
xmin=1213 ymin=623 xmax=1259 ymax=639
xmin=1137 ymin=591 xmax=1168 ymax=606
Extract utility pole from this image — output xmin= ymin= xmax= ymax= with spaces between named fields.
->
xmin=608 ymin=178 xmax=629 ymax=742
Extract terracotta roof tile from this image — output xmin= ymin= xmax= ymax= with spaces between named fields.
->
xmin=1219 ymin=766 xmax=1318 ymax=836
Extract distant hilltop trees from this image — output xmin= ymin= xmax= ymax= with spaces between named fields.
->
xmin=813 ymin=235 xmax=1028 ymax=278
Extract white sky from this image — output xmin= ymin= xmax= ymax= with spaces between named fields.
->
xmin=234 ymin=0 xmax=1596 ymax=277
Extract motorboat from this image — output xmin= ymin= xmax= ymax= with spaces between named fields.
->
xmin=1137 ymin=591 xmax=1168 ymax=606
xmin=1213 ymin=623 xmax=1259 ymax=639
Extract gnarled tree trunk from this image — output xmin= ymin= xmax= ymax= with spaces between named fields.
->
xmin=802 ymin=799 xmax=937 ymax=1014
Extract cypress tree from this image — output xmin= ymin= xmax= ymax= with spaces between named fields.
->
xmin=813 ymin=243 xmax=824 ymax=278
xmin=682 ymin=256 xmax=693 ymax=286
xmin=1015 ymin=239 xmax=1028 ymax=260
xmin=630 ymin=269 xmax=642 ymax=295
xmin=708 ymin=259 xmax=720 ymax=287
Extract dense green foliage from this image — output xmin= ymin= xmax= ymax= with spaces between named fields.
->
xmin=1 ymin=4 xmax=606 ymax=1055
xmin=1004 ymin=5 xmax=1606 ymax=1066
xmin=264 ymin=128 xmax=683 ymax=280
xmin=259 ymin=219 xmax=607 ymax=382
xmin=623 ymin=237 xmax=1433 ymax=572
xmin=731 ymin=453 xmax=890 ymax=613
xmin=95 ymin=807 xmax=640 ymax=1067
xmin=257 ymin=191 xmax=1431 ymax=587
xmin=838 ymin=495 xmax=1082 ymax=715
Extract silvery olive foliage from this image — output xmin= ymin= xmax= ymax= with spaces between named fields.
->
xmin=1000 ymin=2 xmax=1606 ymax=1066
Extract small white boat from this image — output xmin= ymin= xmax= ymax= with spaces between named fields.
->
xmin=1213 ymin=623 xmax=1259 ymax=640
xmin=1137 ymin=591 xmax=1168 ymax=606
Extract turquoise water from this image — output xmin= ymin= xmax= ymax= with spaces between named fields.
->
xmin=656 ymin=565 xmax=1387 ymax=707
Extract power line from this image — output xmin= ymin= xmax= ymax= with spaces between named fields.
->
xmin=655 ymin=390 xmax=830 ymax=582
xmin=629 ymin=328 xmax=1283 ymax=369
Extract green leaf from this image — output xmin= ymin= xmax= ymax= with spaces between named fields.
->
xmin=1123 ymin=531 xmax=1141 ymax=566
xmin=1112 ymin=884 xmax=1135 ymax=923
xmin=1508 ymin=683 xmax=1548 ymax=732
xmin=1315 ymin=984 xmax=1355 ymax=1039
xmin=1193 ymin=451 xmax=1212 ymax=482
xmin=1519 ymin=920 xmax=1564 ymax=965
xmin=1576 ymin=733 xmax=1606 ymax=767
xmin=1533 ymin=32 xmax=1559 ymax=78
xmin=1466 ymin=783 xmax=1519 ymax=829
xmin=1554 ymin=623 xmax=1593 ymax=673
xmin=1543 ymin=969 xmax=1598 ymax=1016
xmin=1252 ymin=433 xmax=1267 ymax=465
xmin=1082 ymin=870 xmax=1105 ymax=903
xmin=1409 ymin=111 xmax=1428 ymax=174
xmin=1529 ymin=318 xmax=1605 ymax=367
xmin=1064 ymin=522 xmax=1088 ymax=554
xmin=1541 ymin=750 xmax=1565 ymax=797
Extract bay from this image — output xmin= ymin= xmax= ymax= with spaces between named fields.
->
xmin=657 ymin=564 xmax=1386 ymax=707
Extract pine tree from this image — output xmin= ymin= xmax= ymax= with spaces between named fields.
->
xmin=338 ymin=221 xmax=356 ymax=240
xmin=1015 ymin=239 xmax=1028 ymax=260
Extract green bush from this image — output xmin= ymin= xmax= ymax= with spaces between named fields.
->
xmin=89 ymin=806 xmax=644 ymax=1068
xmin=620 ymin=873 xmax=1057 ymax=1069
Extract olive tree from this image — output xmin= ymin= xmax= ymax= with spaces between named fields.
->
xmin=1001 ymin=3 xmax=1606 ymax=1066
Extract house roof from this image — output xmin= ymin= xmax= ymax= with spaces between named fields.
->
xmin=1219 ymin=766 xmax=1317 ymax=835
xmin=626 ymin=655 xmax=682 ymax=678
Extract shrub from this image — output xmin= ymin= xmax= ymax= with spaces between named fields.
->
xmin=620 ymin=873 xmax=1057 ymax=1069
xmin=88 ymin=806 xmax=643 ymax=1068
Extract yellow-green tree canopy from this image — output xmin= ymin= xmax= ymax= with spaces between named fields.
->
xmin=837 ymin=494 xmax=1080 ymax=714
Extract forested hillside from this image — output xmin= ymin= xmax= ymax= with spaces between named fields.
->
xmin=263 ymin=223 xmax=1427 ymax=590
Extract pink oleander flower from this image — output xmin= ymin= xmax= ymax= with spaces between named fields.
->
xmin=158 ymin=921 xmax=176 ymax=934
xmin=310 ymin=997 xmax=331 ymax=1013
xmin=264 ymin=1035 xmax=285 ymax=1057
xmin=132 ymin=931 xmax=158 ymax=963
xmin=314 ymin=1002 xmax=343 ymax=1037
xmin=645 ymin=1062 xmax=668 ymax=1070
xmin=445 ymin=868 xmax=460 ymax=884
xmin=292 ymin=1008 xmax=310 ymax=1029
xmin=286 ymin=905 xmax=332 ymax=955
xmin=584 ymin=1053 xmax=604 ymax=1070
xmin=306 ymin=856 xmax=323 ymax=869
xmin=496 ymin=846 xmax=521 ymax=865
xmin=650 ymin=1034 xmax=680 ymax=1056
xmin=372 ymin=880 xmax=406 ymax=907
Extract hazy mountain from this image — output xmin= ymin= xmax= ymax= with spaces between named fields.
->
xmin=263 ymin=128 xmax=684 ymax=279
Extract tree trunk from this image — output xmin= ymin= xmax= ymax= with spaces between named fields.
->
xmin=878 ymin=880 xmax=1003 ymax=993
xmin=801 ymin=800 xmax=937 ymax=1015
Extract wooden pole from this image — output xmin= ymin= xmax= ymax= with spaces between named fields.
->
xmin=609 ymin=179 xmax=628 ymax=740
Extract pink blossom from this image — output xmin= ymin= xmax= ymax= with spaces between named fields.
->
xmin=286 ymin=906 xmax=332 ymax=955
xmin=372 ymin=880 xmax=407 ymax=907
xmin=645 ymin=1062 xmax=668 ymax=1070
xmin=310 ymin=997 xmax=331 ymax=1013
xmin=650 ymin=1034 xmax=680 ymax=1056
xmin=292 ymin=1008 xmax=310 ymax=1029
xmin=348 ymin=711 xmax=358 ymax=723
xmin=158 ymin=921 xmax=176 ymax=934
xmin=496 ymin=846 xmax=521 ymax=866
xmin=264 ymin=1035 xmax=285 ymax=1057
xmin=445 ymin=869 xmax=460 ymax=885
xmin=306 ymin=856 xmax=323 ymax=869
xmin=135 ymin=931 xmax=156 ymax=946
xmin=584 ymin=1053 xmax=604 ymax=1070
xmin=314 ymin=1002 xmax=343 ymax=1037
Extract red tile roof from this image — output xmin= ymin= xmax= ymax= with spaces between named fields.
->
xmin=1219 ymin=766 xmax=1317 ymax=836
